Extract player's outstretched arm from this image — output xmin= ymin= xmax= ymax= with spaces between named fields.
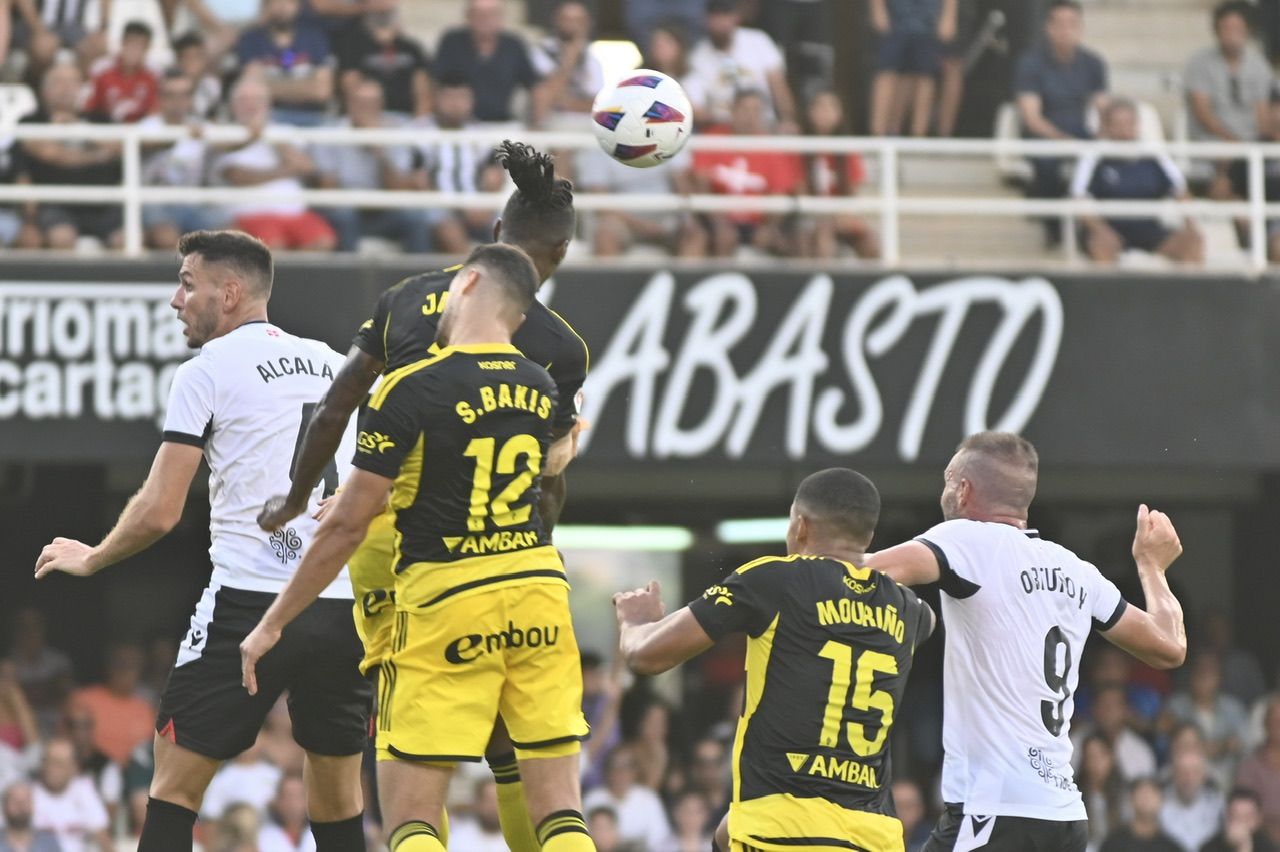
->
xmin=1100 ymin=504 xmax=1187 ymax=670
xmin=258 ymin=346 xmax=384 ymax=532
xmin=34 ymin=442 xmax=203 ymax=580
xmin=614 ymin=582 xmax=716 ymax=676
xmin=241 ymin=468 xmax=393 ymax=694
xmin=865 ymin=541 xmax=944 ymax=587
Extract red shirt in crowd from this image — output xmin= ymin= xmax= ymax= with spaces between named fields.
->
xmin=807 ymin=151 xmax=866 ymax=196
xmin=85 ymin=61 xmax=159 ymax=123
xmin=692 ymin=129 xmax=804 ymax=225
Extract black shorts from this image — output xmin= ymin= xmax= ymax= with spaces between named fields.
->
xmin=877 ymin=30 xmax=942 ymax=75
xmin=157 ymin=584 xmax=373 ymax=761
xmin=923 ymin=803 xmax=1088 ymax=852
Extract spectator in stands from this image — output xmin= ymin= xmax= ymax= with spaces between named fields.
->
xmin=257 ymin=772 xmax=313 ymax=852
xmin=315 ymin=78 xmax=430 ymax=252
xmin=32 ymin=737 xmax=110 ymax=852
xmin=414 ymin=75 xmax=504 ymax=253
xmin=645 ymin=17 xmax=691 ymax=81
xmin=760 ymin=0 xmax=834 ymax=104
xmin=868 ymin=0 xmax=957 ymax=136
xmin=1164 ymin=654 xmax=1249 ymax=785
xmin=890 ymin=779 xmax=930 ymax=852
xmin=1203 ymin=788 xmax=1280 ymax=852
xmin=1237 ymin=696 xmax=1280 ymax=844
xmin=1015 ymin=0 xmax=1108 ymax=246
xmin=576 ymin=139 xmax=695 ymax=258
xmin=10 ymin=0 xmax=109 ymax=82
xmin=0 ymin=780 xmax=61 ymax=852
xmin=139 ymin=69 xmax=228 ymax=250
xmin=303 ymin=0 xmax=397 ymax=42
xmin=671 ymin=790 xmax=712 ymax=852
xmin=335 ymin=7 xmax=430 ymax=119
xmin=582 ymin=747 xmax=674 ymax=850
xmin=67 ymin=642 xmax=153 ymax=767
xmin=14 ymin=62 xmax=124 ymax=250
xmin=686 ymin=0 xmax=795 ymax=128
xmin=211 ymin=75 xmax=336 ymax=250
xmin=585 ymin=805 xmax=631 ymax=852
xmin=1201 ymin=608 xmax=1268 ymax=707
xmin=1185 ymin=1 xmax=1273 ymax=200
xmin=210 ymin=801 xmax=263 ymax=852
xmin=201 ymin=735 xmax=282 ymax=822
xmin=0 ymin=664 xmax=35 ymax=757
xmin=1071 ymin=98 xmax=1204 ymax=266
xmin=172 ymin=31 xmax=223 ymax=120
xmin=0 ymin=137 xmax=18 ymax=250
xmin=1160 ymin=748 xmax=1225 ymax=852
xmin=688 ymin=738 xmax=731 ymax=832
xmin=531 ymin=1 xmax=603 ymax=129
xmin=581 ymin=651 xmax=623 ymax=790
xmin=84 ymin=20 xmax=158 ymax=123
xmin=802 ymin=87 xmax=880 ymax=259
xmin=6 ymin=609 xmax=71 ymax=737
xmin=1099 ymin=778 xmax=1182 ymax=852
xmin=1080 ymin=644 xmax=1165 ymax=735
xmin=685 ymin=88 xmax=804 ymax=257
xmin=1079 ymin=732 xmax=1127 ymax=850
xmin=432 ymin=0 xmax=543 ymax=124
xmin=236 ymin=0 xmax=335 ymax=126
xmin=62 ymin=704 xmax=122 ymax=825
xmin=1075 ymin=684 xmax=1157 ymax=781
xmin=446 ymin=779 xmax=506 ymax=851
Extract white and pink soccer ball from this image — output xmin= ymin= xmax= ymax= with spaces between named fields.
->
xmin=591 ymin=69 xmax=694 ymax=169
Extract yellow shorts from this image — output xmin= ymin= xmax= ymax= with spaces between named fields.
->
xmin=728 ymin=795 xmax=904 ymax=852
xmin=376 ymin=581 xmax=589 ymax=763
xmin=349 ymin=510 xmax=397 ymax=675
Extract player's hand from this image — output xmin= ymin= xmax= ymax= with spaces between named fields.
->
xmin=312 ymin=495 xmax=338 ymax=522
xmin=1132 ymin=504 xmax=1182 ymax=572
xmin=612 ymin=581 xmax=666 ymax=626
xmin=34 ymin=538 xmax=97 ymax=580
xmin=258 ymin=495 xmax=305 ymax=532
xmin=240 ymin=623 xmax=282 ymax=696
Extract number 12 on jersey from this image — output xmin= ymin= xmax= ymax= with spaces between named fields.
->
xmin=818 ymin=642 xmax=898 ymax=757
xmin=463 ymin=435 xmax=542 ymax=532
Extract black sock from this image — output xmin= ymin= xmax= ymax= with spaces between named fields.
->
xmin=138 ymin=797 xmax=197 ymax=852
xmin=311 ymin=813 xmax=365 ymax=851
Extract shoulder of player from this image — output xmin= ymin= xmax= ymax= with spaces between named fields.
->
xmin=523 ymin=302 xmax=590 ymax=373
xmin=383 ymin=266 xmax=456 ymax=303
xmin=368 ymin=350 xmax=456 ymax=408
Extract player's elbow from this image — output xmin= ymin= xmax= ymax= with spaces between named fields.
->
xmin=623 ymin=643 xmax=673 ymax=677
xmin=1151 ymin=640 xmax=1187 ymax=670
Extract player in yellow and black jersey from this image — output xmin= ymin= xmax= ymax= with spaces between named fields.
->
xmin=614 ymin=469 xmax=936 ymax=852
xmin=241 ymin=244 xmax=596 ymax=852
xmin=255 ymin=142 xmax=587 ymax=851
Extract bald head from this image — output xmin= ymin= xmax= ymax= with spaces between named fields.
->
xmin=941 ymin=431 xmax=1039 ymax=522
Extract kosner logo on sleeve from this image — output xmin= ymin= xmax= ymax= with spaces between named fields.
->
xmin=0 ymin=283 xmax=191 ymax=421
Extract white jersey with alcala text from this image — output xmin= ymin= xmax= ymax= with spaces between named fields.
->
xmin=162 ymin=321 xmax=354 ymax=599
xmin=916 ymin=519 xmax=1128 ymax=822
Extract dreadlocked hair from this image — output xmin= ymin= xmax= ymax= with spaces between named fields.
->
xmin=496 ymin=142 xmax=576 ymax=250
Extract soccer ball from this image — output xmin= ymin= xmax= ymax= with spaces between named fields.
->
xmin=591 ymin=69 xmax=693 ymax=168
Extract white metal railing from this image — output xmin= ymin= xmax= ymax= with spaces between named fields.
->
xmin=4 ymin=123 xmax=1280 ymax=272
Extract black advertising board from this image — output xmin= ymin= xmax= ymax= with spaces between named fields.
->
xmin=1 ymin=260 xmax=1277 ymax=472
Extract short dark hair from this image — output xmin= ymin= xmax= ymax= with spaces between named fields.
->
xmin=172 ymin=31 xmax=205 ymax=53
xmin=1214 ymin=0 xmax=1253 ymax=30
xmin=794 ymin=468 xmax=881 ymax=544
xmin=436 ymin=72 xmax=472 ymax=89
xmin=733 ymin=87 xmax=768 ymax=107
xmin=464 ymin=243 xmax=540 ymax=315
xmin=580 ymin=650 xmax=604 ymax=671
xmin=123 ymin=20 xmax=153 ymax=41
xmin=1046 ymin=0 xmax=1082 ymax=18
xmin=1228 ymin=787 xmax=1263 ymax=809
xmin=178 ymin=230 xmax=274 ymax=298
xmin=161 ymin=67 xmax=191 ymax=85
xmin=1103 ymin=97 xmax=1137 ymax=122
xmin=1130 ymin=777 xmax=1162 ymax=798
xmin=496 ymin=141 xmax=575 ymax=249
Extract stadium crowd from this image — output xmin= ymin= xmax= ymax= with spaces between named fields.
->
xmin=7 ymin=0 xmax=1280 ymax=263
xmin=0 ymin=600 xmax=1277 ymax=852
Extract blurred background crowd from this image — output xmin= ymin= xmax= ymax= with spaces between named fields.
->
xmin=2 ymin=600 xmax=1280 ymax=851
xmin=6 ymin=0 xmax=1280 ymax=265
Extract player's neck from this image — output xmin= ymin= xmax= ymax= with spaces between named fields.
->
xmin=960 ymin=509 xmax=1027 ymax=529
xmin=796 ymin=542 xmax=866 ymax=566
xmin=444 ymin=319 xmax=512 ymax=348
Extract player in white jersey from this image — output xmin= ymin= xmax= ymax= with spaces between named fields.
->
xmin=34 ymin=231 xmax=372 ymax=852
xmin=867 ymin=431 xmax=1187 ymax=852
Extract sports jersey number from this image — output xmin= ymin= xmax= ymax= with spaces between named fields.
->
xmin=817 ymin=642 xmax=898 ymax=757
xmin=463 ymin=435 xmax=542 ymax=532
xmin=290 ymin=403 xmax=340 ymax=498
xmin=1041 ymin=626 xmax=1073 ymax=737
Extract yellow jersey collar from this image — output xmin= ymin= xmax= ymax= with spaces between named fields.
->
xmin=441 ymin=343 xmax=522 ymax=356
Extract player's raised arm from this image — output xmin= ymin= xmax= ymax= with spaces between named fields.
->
xmin=35 ymin=441 xmax=204 ymax=579
xmin=241 ymin=467 xmax=392 ymax=694
xmin=613 ymin=581 xmax=716 ymax=676
xmin=865 ymin=540 xmax=944 ymax=586
xmin=1099 ymin=504 xmax=1188 ymax=669
xmin=258 ymin=345 xmax=384 ymax=532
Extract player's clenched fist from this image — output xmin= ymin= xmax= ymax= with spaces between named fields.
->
xmin=1132 ymin=503 xmax=1183 ymax=571
xmin=613 ymin=581 xmax=666 ymax=626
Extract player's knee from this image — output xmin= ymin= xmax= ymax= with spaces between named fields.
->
xmin=303 ymin=751 xmax=363 ymax=821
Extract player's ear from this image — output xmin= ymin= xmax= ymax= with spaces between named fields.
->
xmin=552 ymin=238 xmax=570 ymax=268
xmin=492 ymin=219 xmax=503 ymax=242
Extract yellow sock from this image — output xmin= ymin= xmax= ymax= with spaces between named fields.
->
xmin=437 ymin=808 xmax=449 ymax=847
xmin=389 ymin=820 xmax=445 ymax=852
xmin=537 ymin=809 xmax=597 ymax=852
xmin=491 ymin=754 xmax=539 ymax=852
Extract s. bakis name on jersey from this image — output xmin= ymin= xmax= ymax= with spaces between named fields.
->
xmin=455 ymin=381 xmax=554 ymax=424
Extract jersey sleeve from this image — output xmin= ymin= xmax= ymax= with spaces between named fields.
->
xmin=688 ymin=558 xmax=784 ymax=640
xmin=1086 ymin=564 xmax=1128 ymax=632
xmin=351 ymin=284 xmax=395 ymax=363
xmin=161 ymin=357 xmax=216 ymax=448
xmin=548 ymin=317 xmax=589 ymax=435
xmin=914 ymin=519 xmax=987 ymax=599
xmin=898 ymin=584 xmax=936 ymax=648
xmin=351 ymin=373 xmax=424 ymax=479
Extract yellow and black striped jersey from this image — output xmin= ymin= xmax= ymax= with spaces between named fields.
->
xmin=351 ymin=267 xmax=588 ymax=436
xmin=689 ymin=555 xmax=933 ymax=822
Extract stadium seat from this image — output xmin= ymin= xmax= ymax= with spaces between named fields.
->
xmin=993 ymin=102 xmax=1032 ymax=184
